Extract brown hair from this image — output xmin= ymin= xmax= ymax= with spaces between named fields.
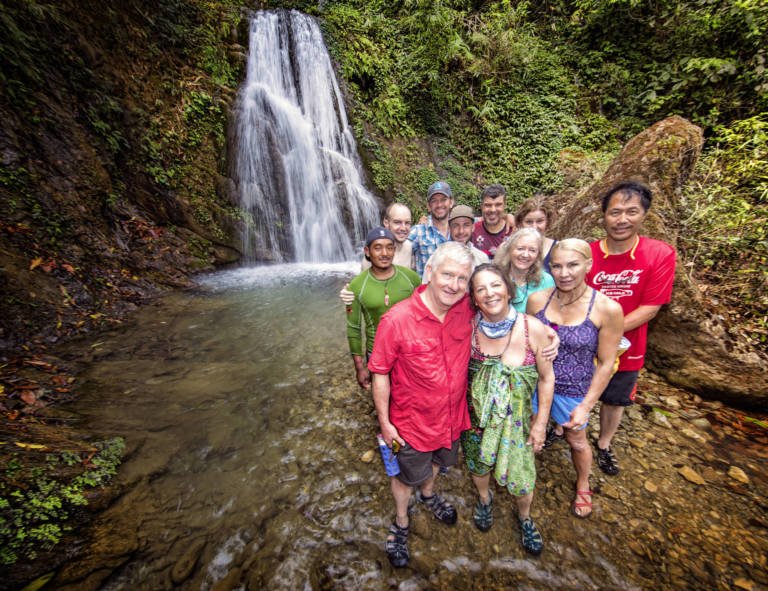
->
xmin=469 ymin=263 xmax=516 ymax=311
xmin=515 ymin=194 xmax=555 ymax=229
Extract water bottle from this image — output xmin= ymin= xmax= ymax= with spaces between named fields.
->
xmin=376 ymin=433 xmax=400 ymax=477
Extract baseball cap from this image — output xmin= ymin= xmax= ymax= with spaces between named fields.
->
xmin=449 ymin=204 xmax=475 ymax=223
xmin=365 ymin=226 xmax=395 ymax=247
xmin=427 ymin=181 xmax=452 ymax=202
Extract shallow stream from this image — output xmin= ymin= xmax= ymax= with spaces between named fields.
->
xmin=50 ymin=265 xmax=767 ymax=591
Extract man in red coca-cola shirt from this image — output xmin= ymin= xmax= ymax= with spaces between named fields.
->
xmin=586 ymin=180 xmax=676 ymax=476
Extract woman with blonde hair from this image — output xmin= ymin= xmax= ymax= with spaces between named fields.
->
xmin=494 ymin=228 xmax=554 ymax=313
xmin=515 ymin=195 xmax=557 ymax=273
xmin=526 ymin=239 xmax=624 ymax=518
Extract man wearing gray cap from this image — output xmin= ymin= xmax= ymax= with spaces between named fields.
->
xmin=346 ymin=227 xmax=421 ymax=390
xmin=408 ymin=181 xmax=454 ymax=277
xmin=422 ymin=205 xmax=489 ymax=282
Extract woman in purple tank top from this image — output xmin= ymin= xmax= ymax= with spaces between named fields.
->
xmin=527 ymin=239 xmax=624 ymax=518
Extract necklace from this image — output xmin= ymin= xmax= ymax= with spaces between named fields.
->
xmin=371 ymin=267 xmax=396 ymax=306
xmin=556 ymin=283 xmax=589 ymax=309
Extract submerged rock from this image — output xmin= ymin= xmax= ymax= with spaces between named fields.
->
xmin=678 ymin=466 xmax=706 ymax=485
xmin=728 ymin=466 xmax=750 ymax=485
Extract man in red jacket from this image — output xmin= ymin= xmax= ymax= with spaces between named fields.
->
xmin=586 ymin=180 xmax=676 ymax=476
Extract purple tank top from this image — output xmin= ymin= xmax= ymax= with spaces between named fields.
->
xmin=534 ymin=289 xmax=598 ymax=398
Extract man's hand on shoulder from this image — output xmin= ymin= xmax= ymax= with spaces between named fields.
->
xmin=542 ymin=326 xmax=560 ymax=361
xmin=340 ymin=283 xmax=354 ymax=306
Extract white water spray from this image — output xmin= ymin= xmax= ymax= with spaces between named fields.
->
xmin=231 ymin=9 xmax=379 ymax=262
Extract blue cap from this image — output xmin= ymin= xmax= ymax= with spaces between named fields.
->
xmin=427 ymin=181 xmax=452 ymax=201
xmin=365 ymin=226 xmax=395 ymax=247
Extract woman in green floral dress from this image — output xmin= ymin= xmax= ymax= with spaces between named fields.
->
xmin=461 ymin=264 xmax=555 ymax=555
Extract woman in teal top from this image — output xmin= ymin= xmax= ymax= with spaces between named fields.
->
xmin=494 ymin=228 xmax=555 ymax=312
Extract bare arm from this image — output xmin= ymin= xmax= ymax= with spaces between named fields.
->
xmin=562 ymin=295 xmax=624 ymax=430
xmin=352 ymin=354 xmax=371 ymax=390
xmin=622 ymin=304 xmax=662 ymax=332
xmin=528 ymin=319 xmax=555 ymax=452
xmin=372 ymin=372 xmax=404 ymax=448
xmin=526 ymin=289 xmax=558 ymax=360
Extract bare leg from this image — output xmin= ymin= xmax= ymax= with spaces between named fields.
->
xmin=598 ymin=404 xmax=624 ymax=450
xmin=471 ymin=472 xmax=492 ymax=504
xmin=390 ymin=476 xmax=412 ymax=528
xmin=516 ymin=492 xmax=534 ymax=519
xmin=417 ymin=463 xmax=440 ymax=498
xmin=565 ymin=427 xmax=592 ymax=516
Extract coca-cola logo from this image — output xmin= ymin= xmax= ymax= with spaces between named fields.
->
xmin=593 ymin=269 xmax=643 ymax=285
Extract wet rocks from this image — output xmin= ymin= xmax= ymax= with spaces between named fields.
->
xmin=678 ymin=466 xmax=706 ymax=485
xmin=650 ymin=410 xmax=673 ymax=428
xmin=171 ymin=538 xmax=207 ymax=585
xmin=728 ymin=466 xmax=750 ymax=484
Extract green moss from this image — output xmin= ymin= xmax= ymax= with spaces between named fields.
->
xmin=0 ymin=437 xmax=125 ymax=566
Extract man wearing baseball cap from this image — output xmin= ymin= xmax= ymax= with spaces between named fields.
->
xmin=346 ymin=227 xmax=421 ymax=390
xmin=422 ymin=204 xmax=489 ymax=282
xmin=408 ymin=181 xmax=454 ymax=277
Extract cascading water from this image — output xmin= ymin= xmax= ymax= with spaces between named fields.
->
xmin=231 ymin=9 xmax=380 ymax=263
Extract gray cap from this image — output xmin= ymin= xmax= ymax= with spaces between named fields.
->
xmin=449 ymin=204 xmax=475 ymax=222
xmin=427 ymin=181 xmax=452 ymax=201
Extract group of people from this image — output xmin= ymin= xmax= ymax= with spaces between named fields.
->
xmin=342 ymin=179 xmax=676 ymax=567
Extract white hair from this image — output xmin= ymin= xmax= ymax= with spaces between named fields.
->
xmin=429 ymin=241 xmax=475 ymax=275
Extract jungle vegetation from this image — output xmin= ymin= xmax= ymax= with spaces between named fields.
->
xmin=0 ymin=0 xmax=765 ymax=575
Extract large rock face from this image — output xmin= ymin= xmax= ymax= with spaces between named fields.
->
xmin=552 ymin=116 xmax=768 ymax=410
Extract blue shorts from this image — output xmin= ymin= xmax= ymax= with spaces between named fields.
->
xmin=532 ymin=391 xmax=588 ymax=431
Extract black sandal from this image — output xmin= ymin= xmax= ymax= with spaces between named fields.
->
xmin=385 ymin=522 xmax=410 ymax=568
xmin=543 ymin=425 xmax=564 ymax=449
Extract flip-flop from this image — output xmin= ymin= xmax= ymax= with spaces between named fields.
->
xmin=571 ymin=489 xmax=593 ymax=519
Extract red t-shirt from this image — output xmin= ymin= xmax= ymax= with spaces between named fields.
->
xmin=471 ymin=221 xmax=512 ymax=259
xmin=586 ymin=236 xmax=676 ymax=371
xmin=368 ymin=285 xmax=473 ymax=452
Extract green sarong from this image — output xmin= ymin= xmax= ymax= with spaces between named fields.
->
xmin=467 ymin=358 xmax=539 ymax=496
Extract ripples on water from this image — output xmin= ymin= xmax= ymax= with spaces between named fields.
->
xmin=61 ymin=265 xmax=658 ymax=590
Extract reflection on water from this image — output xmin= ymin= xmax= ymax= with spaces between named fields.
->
xmin=55 ymin=265 xmax=764 ymax=591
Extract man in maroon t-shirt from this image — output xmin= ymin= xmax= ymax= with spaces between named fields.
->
xmin=586 ymin=180 xmax=676 ymax=476
xmin=368 ymin=242 xmax=474 ymax=568
xmin=471 ymin=184 xmax=514 ymax=259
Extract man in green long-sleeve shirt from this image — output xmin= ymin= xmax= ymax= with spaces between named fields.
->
xmin=347 ymin=227 xmax=421 ymax=389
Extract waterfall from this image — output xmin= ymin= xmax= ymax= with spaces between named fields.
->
xmin=231 ymin=9 xmax=380 ymax=263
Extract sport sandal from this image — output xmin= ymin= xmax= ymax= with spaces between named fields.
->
xmin=473 ymin=490 xmax=493 ymax=532
xmin=543 ymin=425 xmax=564 ymax=449
xmin=596 ymin=444 xmax=620 ymax=476
xmin=385 ymin=522 xmax=410 ymax=568
xmin=519 ymin=517 xmax=544 ymax=555
xmin=418 ymin=492 xmax=457 ymax=525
